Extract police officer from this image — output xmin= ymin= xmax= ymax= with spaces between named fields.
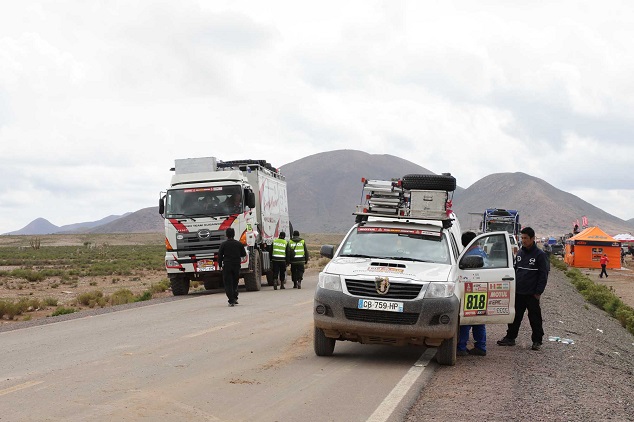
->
xmin=270 ymin=232 xmax=290 ymax=290
xmin=288 ymin=230 xmax=309 ymax=289
xmin=218 ymin=227 xmax=246 ymax=306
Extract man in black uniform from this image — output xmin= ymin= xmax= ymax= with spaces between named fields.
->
xmin=497 ymin=226 xmax=549 ymax=350
xmin=288 ymin=230 xmax=309 ymax=289
xmin=218 ymin=227 xmax=246 ymax=306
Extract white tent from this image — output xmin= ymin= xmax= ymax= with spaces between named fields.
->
xmin=614 ymin=233 xmax=634 ymax=242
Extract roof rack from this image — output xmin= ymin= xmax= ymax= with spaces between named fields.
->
xmin=353 ymin=177 xmax=455 ymax=228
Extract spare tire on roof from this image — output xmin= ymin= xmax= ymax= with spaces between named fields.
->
xmin=401 ymin=173 xmax=456 ymax=191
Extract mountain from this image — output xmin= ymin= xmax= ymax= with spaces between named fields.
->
xmin=281 ymin=149 xmax=465 ymax=233
xmin=451 ymin=173 xmax=633 ymax=236
xmin=4 ymin=214 xmax=130 ymax=235
xmin=7 ymin=218 xmax=60 ymax=235
xmin=87 ymin=207 xmax=163 ymax=233
xmin=5 ymin=150 xmax=634 ymax=237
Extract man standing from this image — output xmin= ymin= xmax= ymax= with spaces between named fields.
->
xmin=270 ymin=231 xmax=290 ymax=290
xmin=457 ymin=231 xmax=488 ymax=356
xmin=218 ymin=227 xmax=246 ymax=306
xmin=288 ymin=230 xmax=309 ymax=289
xmin=599 ymin=253 xmax=609 ymax=278
xmin=497 ymin=226 xmax=549 ymax=351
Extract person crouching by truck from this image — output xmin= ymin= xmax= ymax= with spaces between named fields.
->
xmin=288 ymin=230 xmax=309 ymax=289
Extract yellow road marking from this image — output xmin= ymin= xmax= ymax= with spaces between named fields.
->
xmin=294 ymin=300 xmax=313 ymax=307
xmin=0 ymin=381 xmax=44 ymax=396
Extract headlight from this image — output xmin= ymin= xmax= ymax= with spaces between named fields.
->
xmin=424 ymin=282 xmax=456 ymax=298
xmin=318 ymin=272 xmax=342 ymax=291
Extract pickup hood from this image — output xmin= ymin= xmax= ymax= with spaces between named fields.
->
xmin=325 ymin=257 xmax=452 ymax=282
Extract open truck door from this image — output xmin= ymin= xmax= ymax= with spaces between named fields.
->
xmin=455 ymin=231 xmax=516 ymax=325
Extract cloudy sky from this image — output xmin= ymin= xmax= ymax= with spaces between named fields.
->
xmin=1 ymin=0 xmax=633 ymax=234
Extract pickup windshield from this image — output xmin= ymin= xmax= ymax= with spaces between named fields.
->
xmin=338 ymin=227 xmax=451 ymax=264
xmin=165 ymin=185 xmax=243 ymax=218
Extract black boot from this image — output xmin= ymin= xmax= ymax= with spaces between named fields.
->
xmin=293 ymin=281 xmax=297 ymax=288
xmin=280 ymin=281 xmax=285 ymax=289
xmin=298 ymin=279 xmax=302 ymax=289
xmin=273 ymin=279 xmax=278 ymax=290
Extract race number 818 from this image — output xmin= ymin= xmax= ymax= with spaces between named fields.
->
xmin=464 ymin=293 xmax=487 ymax=311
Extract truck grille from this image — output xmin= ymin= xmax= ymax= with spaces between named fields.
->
xmin=176 ymin=230 xmax=225 ymax=256
xmin=345 ymin=279 xmax=422 ymax=300
xmin=344 ymin=308 xmax=419 ymax=325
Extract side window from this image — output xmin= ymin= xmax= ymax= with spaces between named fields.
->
xmin=462 ymin=233 xmax=508 ymax=269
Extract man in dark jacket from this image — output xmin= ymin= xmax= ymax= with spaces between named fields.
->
xmin=497 ymin=226 xmax=549 ymax=351
xmin=218 ymin=227 xmax=247 ymax=306
xmin=288 ymin=230 xmax=309 ymax=289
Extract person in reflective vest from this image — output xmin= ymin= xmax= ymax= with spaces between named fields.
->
xmin=269 ymin=232 xmax=290 ymax=290
xmin=288 ymin=230 xmax=309 ymax=289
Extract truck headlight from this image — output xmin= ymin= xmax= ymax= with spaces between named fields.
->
xmin=318 ymin=272 xmax=342 ymax=291
xmin=424 ymin=282 xmax=456 ymax=298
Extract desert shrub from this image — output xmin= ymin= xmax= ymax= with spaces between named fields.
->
xmin=135 ymin=291 xmax=152 ymax=302
xmin=76 ymin=290 xmax=105 ymax=307
xmin=10 ymin=269 xmax=45 ymax=282
xmin=51 ymin=306 xmax=77 ymax=316
xmin=149 ymin=279 xmax=170 ymax=293
xmin=44 ymin=297 xmax=58 ymax=306
xmin=109 ymin=289 xmax=136 ymax=305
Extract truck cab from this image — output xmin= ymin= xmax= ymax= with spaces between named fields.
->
xmin=313 ymin=175 xmax=516 ymax=366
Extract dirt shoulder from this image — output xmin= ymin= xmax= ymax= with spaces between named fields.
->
xmin=406 ymin=261 xmax=634 ymax=421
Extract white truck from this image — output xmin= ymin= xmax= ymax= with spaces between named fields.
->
xmin=158 ymin=157 xmax=290 ymax=295
xmin=314 ymin=174 xmax=517 ymax=365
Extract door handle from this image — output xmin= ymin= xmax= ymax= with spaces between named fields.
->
xmin=502 ymin=277 xmax=514 ymax=281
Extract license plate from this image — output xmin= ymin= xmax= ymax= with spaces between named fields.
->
xmin=358 ymin=298 xmax=403 ymax=312
xmin=197 ymin=260 xmax=216 ymax=272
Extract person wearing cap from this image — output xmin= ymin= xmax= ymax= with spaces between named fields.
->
xmin=599 ymin=253 xmax=609 ymax=278
xmin=269 ymin=232 xmax=290 ymax=290
xmin=288 ymin=230 xmax=309 ymax=289
xmin=218 ymin=227 xmax=246 ymax=306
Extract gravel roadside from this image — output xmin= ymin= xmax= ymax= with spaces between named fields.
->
xmin=405 ymin=266 xmax=634 ymax=421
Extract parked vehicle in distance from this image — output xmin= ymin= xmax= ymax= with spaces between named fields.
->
xmin=550 ymin=244 xmax=564 ymax=256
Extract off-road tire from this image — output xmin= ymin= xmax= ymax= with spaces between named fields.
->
xmin=244 ymin=250 xmax=262 ymax=291
xmin=170 ymin=275 xmax=190 ymax=296
xmin=402 ymin=174 xmax=456 ymax=191
xmin=314 ymin=327 xmax=336 ymax=356
xmin=435 ymin=329 xmax=458 ymax=366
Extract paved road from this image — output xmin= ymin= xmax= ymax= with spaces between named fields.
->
xmin=0 ymin=273 xmax=436 ymax=422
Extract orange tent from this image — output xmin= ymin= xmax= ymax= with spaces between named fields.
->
xmin=564 ymin=227 xmax=621 ymax=269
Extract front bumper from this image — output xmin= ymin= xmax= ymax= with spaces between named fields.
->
xmin=313 ymin=287 xmax=459 ymax=346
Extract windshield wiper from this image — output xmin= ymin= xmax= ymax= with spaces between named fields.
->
xmin=339 ymin=254 xmax=373 ymax=258
xmin=169 ymin=213 xmax=197 ymax=221
xmin=382 ymin=256 xmax=430 ymax=262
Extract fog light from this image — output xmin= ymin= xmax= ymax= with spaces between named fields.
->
xmin=315 ymin=304 xmax=326 ymax=315
xmin=439 ymin=314 xmax=451 ymax=324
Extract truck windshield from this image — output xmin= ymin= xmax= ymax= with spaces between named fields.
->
xmin=338 ymin=227 xmax=451 ymax=264
xmin=487 ymin=222 xmax=515 ymax=233
xmin=165 ymin=185 xmax=243 ymax=217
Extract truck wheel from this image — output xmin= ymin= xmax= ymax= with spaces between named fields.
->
xmin=435 ymin=329 xmax=458 ymax=366
xmin=314 ymin=327 xmax=336 ymax=356
xmin=170 ymin=275 xmax=190 ymax=296
xmin=244 ymin=251 xmax=262 ymax=291
xmin=401 ymin=174 xmax=456 ymax=191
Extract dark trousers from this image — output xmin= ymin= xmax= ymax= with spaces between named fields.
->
xmin=600 ymin=264 xmax=608 ymax=278
xmin=290 ymin=263 xmax=305 ymax=282
xmin=505 ymin=293 xmax=544 ymax=344
xmin=223 ymin=263 xmax=240 ymax=304
xmin=458 ymin=324 xmax=486 ymax=351
xmin=272 ymin=260 xmax=286 ymax=284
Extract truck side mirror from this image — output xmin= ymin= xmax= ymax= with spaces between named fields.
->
xmin=158 ymin=196 xmax=165 ymax=215
xmin=246 ymin=190 xmax=256 ymax=209
xmin=320 ymin=245 xmax=335 ymax=259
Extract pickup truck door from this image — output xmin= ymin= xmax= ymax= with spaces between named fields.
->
xmin=455 ymin=231 xmax=516 ymax=325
